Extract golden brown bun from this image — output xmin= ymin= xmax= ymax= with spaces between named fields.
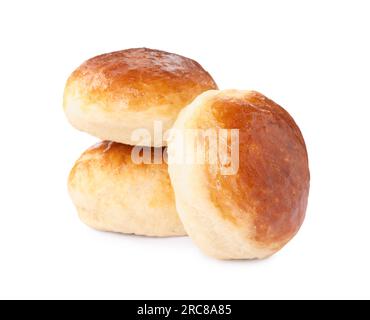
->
xmin=68 ymin=141 xmax=186 ymax=237
xmin=168 ymin=90 xmax=310 ymax=259
xmin=63 ymin=48 xmax=218 ymax=147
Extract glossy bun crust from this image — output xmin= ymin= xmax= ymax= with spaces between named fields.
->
xmin=63 ymin=48 xmax=218 ymax=147
xmin=68 ymin=141 xmax=186 ymax=237
xmin=168 ymin=90 xmax=310 ymax=259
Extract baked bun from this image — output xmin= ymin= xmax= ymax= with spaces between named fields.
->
xmin=167 ymin=90 xmax=310 ymax=259
xmin=63 ymin=48 xmax=218 ymax=147
xmin=68 ymin=141 xmax=186 ymax=237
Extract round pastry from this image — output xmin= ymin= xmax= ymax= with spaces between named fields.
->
xmin=167 ymin=90 xmax=310 ymax=259
xmin=68 ymin=141 xmax=186 ymax=237
xmin=63 ymin=48 xmax=218 ymax=147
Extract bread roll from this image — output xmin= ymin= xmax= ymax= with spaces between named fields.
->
xmin=63 ymin=48 xmax=218 ymax=147
xmin=68 ymin=141 xmax=186 ymax=237
xmin=167 ymin=90 xmax=310 ymax=259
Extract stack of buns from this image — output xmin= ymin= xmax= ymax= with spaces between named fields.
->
xmin=64 ymin=48 xmax=310 ymax=260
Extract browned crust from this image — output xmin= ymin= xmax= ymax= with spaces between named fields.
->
xmin=191 ymin=91 xmax=310 ymax=248
xmin=64 ymin=48 xmax=218 ymax=116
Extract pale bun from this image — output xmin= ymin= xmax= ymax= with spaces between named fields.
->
xmin=68 ymin=141 xmax=186 ymax=237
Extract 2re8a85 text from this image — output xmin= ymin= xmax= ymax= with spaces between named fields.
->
xmin=137 ymin=304 xmax=232 ymax=317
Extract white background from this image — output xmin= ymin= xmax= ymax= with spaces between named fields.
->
xmin=0 ymin=0 xmax=369 ymax=300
